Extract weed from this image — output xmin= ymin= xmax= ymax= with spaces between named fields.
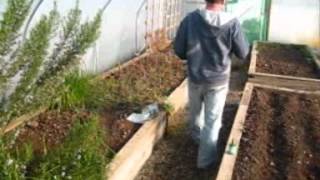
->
xmin=161 ymin=103 xmax=174 ymax=115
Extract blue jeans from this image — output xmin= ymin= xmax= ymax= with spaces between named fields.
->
xmin=188 ymin=80 xmax=228 ymax=168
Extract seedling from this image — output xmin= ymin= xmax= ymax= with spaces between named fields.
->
xmin=226 ymin=139 xmax=238 ymax=155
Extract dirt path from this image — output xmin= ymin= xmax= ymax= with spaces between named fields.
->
xmin=135 ymin=66 xmax=247 ymax=180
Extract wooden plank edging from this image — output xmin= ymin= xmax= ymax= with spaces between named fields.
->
xmin=248 ymin=73 xmax=320 ymax=92
xmin=248 ymin=41 xmax=258 ymax=75
xmin=216 ymin=83 xmax=254 ymax=180
xmin=165 ymin=79 xmax=188 ymax=114
xmin=106 ymin=78 xmax=188 ymax=180
xmin=0 ymin=107 xmax=48 ymax=135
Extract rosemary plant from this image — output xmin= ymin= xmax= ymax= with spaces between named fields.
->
xmin=0 ymin=0 xmax=33 ymax=92
xmin=7 ymin=5 xmax=59 ymax=110
xmin=37 ymin=9 xmax=102 ymax=86
xmin=0 ymin=4 xmax=103 ymax=123
xmin=0 ymin=0 xmax=32 ymax=62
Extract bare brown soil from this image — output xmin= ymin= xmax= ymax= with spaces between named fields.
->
xmin=101 ymin=110 xmax=141 ymax=151
xmin=16 ymin=111 xmax=90 ymax=153
xmin=15 ymin=50 xmax=186 ymax=153
xmin=256 ymin=43 xmax=319 ymax=78
xmin=233 ymin=88 xmax=320 ymax=180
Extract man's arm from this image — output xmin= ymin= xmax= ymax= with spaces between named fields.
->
xmin=232 ymin=20 xmax=250 ymax=60
xmin=174 ymin=18 xmax=188 ymax=60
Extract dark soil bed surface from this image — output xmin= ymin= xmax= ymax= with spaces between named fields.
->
xmin=14 ymin=50 xmax=186 ymax=154
xmin=256 ymin=43 xmax=319 ymax=78
xmin=233 ymin=88 xmax=320 ymax=180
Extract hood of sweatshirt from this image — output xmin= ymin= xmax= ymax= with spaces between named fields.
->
xmin=194 ymin=8 xmax=236 ymax=38
xmin=198 ymin=8 xmax=235 ymax=26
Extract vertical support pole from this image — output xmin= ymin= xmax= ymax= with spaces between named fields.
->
xmin=145 ymin=0 xmax=149 ymax=49
xmin=165 ymin=0 xmax=170 ymax=38
xmin=174 ymin=0 xmax=179 ymax=37
xmin=151 ymin=0 xmax=155 ymax=43
xmin=157 ymin=0 xmax=161 ymax=42
xmin=170 ymin=0 xmax=174 ymax=39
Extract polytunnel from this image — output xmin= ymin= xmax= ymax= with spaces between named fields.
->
xmin=0 ymin=0 xmax=320 ymax=180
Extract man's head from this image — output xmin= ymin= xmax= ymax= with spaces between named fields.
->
xmin=205 ymin=0 xmax=225 ymax=4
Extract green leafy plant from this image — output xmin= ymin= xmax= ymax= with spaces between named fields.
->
xmin=29 ymin=115 xmax=113 ymax=180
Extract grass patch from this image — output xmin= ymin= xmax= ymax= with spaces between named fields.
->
xmin=50 ymin=73 xmax=107 ymax=111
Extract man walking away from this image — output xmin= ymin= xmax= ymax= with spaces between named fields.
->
xmin=174 ymin=0 xmax=249 ymax=169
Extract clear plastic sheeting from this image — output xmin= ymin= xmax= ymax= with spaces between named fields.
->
xmin=268 ymin=0 xmax=320 ymax=48
xmin=225 ymin=0 xmax=269 ymax=43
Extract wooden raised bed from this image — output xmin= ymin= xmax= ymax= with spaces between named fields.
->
xmin=0 ymin=49 xmax=188 ymax=179
xmin=216 ymin=82 xmax=320 ymax=180
xmin=248 ymin=41 xmax=320 ymax=91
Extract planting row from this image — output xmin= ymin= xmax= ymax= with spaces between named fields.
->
xmin=0 ymin=50 xmax=186 ymax=179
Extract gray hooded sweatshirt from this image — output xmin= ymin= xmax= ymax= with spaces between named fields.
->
xmin=174 ymin=9 xmax=249 ymax=86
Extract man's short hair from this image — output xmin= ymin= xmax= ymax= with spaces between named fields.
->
xmin=205 ymin=0 xmax=225 ymax=4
